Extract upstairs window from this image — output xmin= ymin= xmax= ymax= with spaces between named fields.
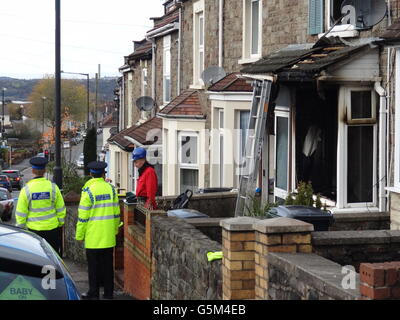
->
xmin=309 ymin=0 xmax=360 ymax=37
xmin=141 ymin=67 xmax=148 ymax=97
xmin=241 ymin=0 xmax=262 ymax=63
xmin=163 ymin=35 xmax=171 ymax=104
xmin=193 ymin=0 xmax=205 ymax=87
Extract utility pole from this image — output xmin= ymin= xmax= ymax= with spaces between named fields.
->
xmin=54 ymin=0 xmax=62 ymax=188
xmin=95 ymin=73 xmax=98 ymax=129
xmin=1 ymin=88 xmax=6 ymax=145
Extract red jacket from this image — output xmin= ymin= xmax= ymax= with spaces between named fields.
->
xmin=136 ymin=163 xmax=158 ymax=209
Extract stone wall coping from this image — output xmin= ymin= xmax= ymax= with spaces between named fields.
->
xmin=220 ymin=217 xmax=261 ymax=231
xmin=156 ymin=192 xmax=237 ymax=202
xmin=333 ymin=212 xmax=389 ymax=222
xmin=312 ymin=230 xmax=400 ymax=246
xmin=186 ymin=218 xmax=225 ymax=228
xmin=253 ymin=217 xmax=314 ymax=234
xmin=268 ymin=252 xmax=360 ymax=300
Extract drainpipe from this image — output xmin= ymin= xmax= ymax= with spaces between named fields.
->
xmin=375 ymin=82 xmax=388 ymax=213
xmin=151 ymin=38 xmax=156 ymax=118
xmin=218 ymin=0 xmax=224 ymax=67
xmin=178 ymin=7 xmax=182 ymax=95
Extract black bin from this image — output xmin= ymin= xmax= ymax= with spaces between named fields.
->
xmin=267 ymin=205 xmax=334 ymax=231
xmin=167 ymin=209 xmax=210 ymax=219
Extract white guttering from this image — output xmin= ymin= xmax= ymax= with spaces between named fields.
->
xmin=375 ymin=82 xmax=388 ymax=213
xmin=146 ymin=22 xmax=180 ymax=39
xmin=124 ymin=135 xmax=143 ymax=148
xmin=218 ymin=0 xmax=224 ymax=68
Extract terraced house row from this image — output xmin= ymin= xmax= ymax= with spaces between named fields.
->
xmin=104 ymin=0 xmax=400 ymax=220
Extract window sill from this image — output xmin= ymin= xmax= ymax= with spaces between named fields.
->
xmin=238 ymin=56 xmax=261 ymax=65
xmin=386 ymin=187 xmax=400 ymax=194
xmin=318 ymin=25 xmax=359 ymax=39
xmin=190 ymin=84 xmax=205 ymax=90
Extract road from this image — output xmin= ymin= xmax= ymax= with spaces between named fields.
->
xmin=3 ymin=132 xmax=104 ymax=226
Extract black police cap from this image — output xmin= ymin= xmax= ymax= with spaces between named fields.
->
xmin=30 ymin=157 xmax=49 ymax=169
xmin=87 ymin=161 xmax=108 ymax=173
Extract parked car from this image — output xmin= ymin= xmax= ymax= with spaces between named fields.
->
xmin=37 ymin=152 xmax=45 ymax=158
xmin=62 ymin=141 xmax=70 ymax=149
xmin=0 ymin=187 xmax=14 ymax=222
xmin=1 ymin=170 xmax=24 ymax=190
xmin=0 ymin=224 xmax=81 ymax=300
xmin=96 ymin=128 xmax=103 ymax=134
xmin=76 ymin=154 xmax=84 ymax=169
xmin=0 ymin=176 xmax=12 ymax=192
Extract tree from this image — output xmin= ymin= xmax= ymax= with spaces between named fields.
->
xmin=83 ymin=127 xmax=97 ymax=176
xmin=27 ymin=76 xmax=89 ymax=130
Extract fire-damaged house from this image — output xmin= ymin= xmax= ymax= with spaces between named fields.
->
xmin=240 ymin=36 xmax=387 ymax=213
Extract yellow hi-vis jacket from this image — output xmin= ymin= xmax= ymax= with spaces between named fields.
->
xmin=75 ymin=178 xmax=120 ymax=249
xmin=15 ymin=177 xmax=66 ymax=231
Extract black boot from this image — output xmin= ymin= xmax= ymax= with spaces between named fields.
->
xmin=81 ymin=292 xmax=99 ymax=300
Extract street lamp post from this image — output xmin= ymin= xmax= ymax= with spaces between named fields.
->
xmin=61 ymin=71 xmax=90 ymax=130
xmin=42 ymin=96 xmax=47 ymax=136
xmin=1 ymin=88 xmax=6 ymax=144
xmin=54 ymin=0 xmax=62 ymax=189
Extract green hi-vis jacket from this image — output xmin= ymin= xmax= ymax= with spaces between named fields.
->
xmin=75 ymin=178 xmax=120 ymax=249
xmin=15 ymin=177 xmax=66 ymax=231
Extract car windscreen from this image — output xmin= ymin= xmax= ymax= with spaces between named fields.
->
xmin=2 ymin=172 xmax=18 ymax=178
xmin=0 ymin=190 xmax=9 ymax=200
xmin=0 ymin=270 xmax=68 ymax=300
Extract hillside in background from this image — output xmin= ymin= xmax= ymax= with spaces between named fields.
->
xmin=0 ymin=76 xmax=118 ymax=102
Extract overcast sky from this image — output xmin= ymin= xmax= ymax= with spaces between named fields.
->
xmin=0 ymin=0 xmax=164 ymax=79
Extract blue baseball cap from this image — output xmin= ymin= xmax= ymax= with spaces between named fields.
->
xmin=30 ymin=157 xmax=48 ymax=170
xmin=132 ymin=147 xmax=147 ymax=161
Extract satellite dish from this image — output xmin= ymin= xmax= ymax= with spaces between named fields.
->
xmin=109 ymin=127 xmax=118 ymax=137
xmin=136 ymin=96 xmax=155 ymax=112
xmin=201 ymin=66 xmax=227 ymax=86
xmin=341 ymin=0 xmax=387 ymax=29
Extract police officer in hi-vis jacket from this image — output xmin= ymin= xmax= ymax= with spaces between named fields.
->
xmin=15 ymin=157 xmax=66 ymax=255
xmin=76 ymin=161 xmax=120 ymax=300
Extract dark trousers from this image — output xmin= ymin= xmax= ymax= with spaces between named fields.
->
xmin=86 ymin=248 xmax=114 ymax=297
xmin=29 ymin=227 xmax=62 ymax=256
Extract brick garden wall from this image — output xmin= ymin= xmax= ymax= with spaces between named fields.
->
xmin=151 ymin=215 xmax=222 ymax=300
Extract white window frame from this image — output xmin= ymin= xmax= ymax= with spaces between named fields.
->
xmin=274 ymin=107 xmax=290 ymax=201
xmin=141 ymin=67 xmax=148 ymax=97
xmin=240 ymin=0 xmax=262 ymax=65
xmin=395 ymin=48 xmax=400 ymax=190
xmin=178 ymin=131 xmax=200 ymax=193
xmin=163 ymin=35 xmax=171 ymax=105
xmin=337 ymin=86 xmax=378 ymax=209
xmin=192 ymin=0 xmax=205 ymax=88
xmin=235 ymin=110 xmax=251 ymax=188
xmin=218 ymin=109 xmax=224 ymax=187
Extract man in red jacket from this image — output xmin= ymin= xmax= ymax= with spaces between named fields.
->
xmin=133 ymin=147 xmax=158 ymax=209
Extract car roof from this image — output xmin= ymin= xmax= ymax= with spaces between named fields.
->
xmin=0 ymin=224 xmax=60 ymax=270
xmin=0 ymin=187 xmax=10 ymax=192
xmin=2 ymin=170 xmax=18 ymax=173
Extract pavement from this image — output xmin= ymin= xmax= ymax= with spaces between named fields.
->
xmin=63 ymin=258 xmax=135 ymax=300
